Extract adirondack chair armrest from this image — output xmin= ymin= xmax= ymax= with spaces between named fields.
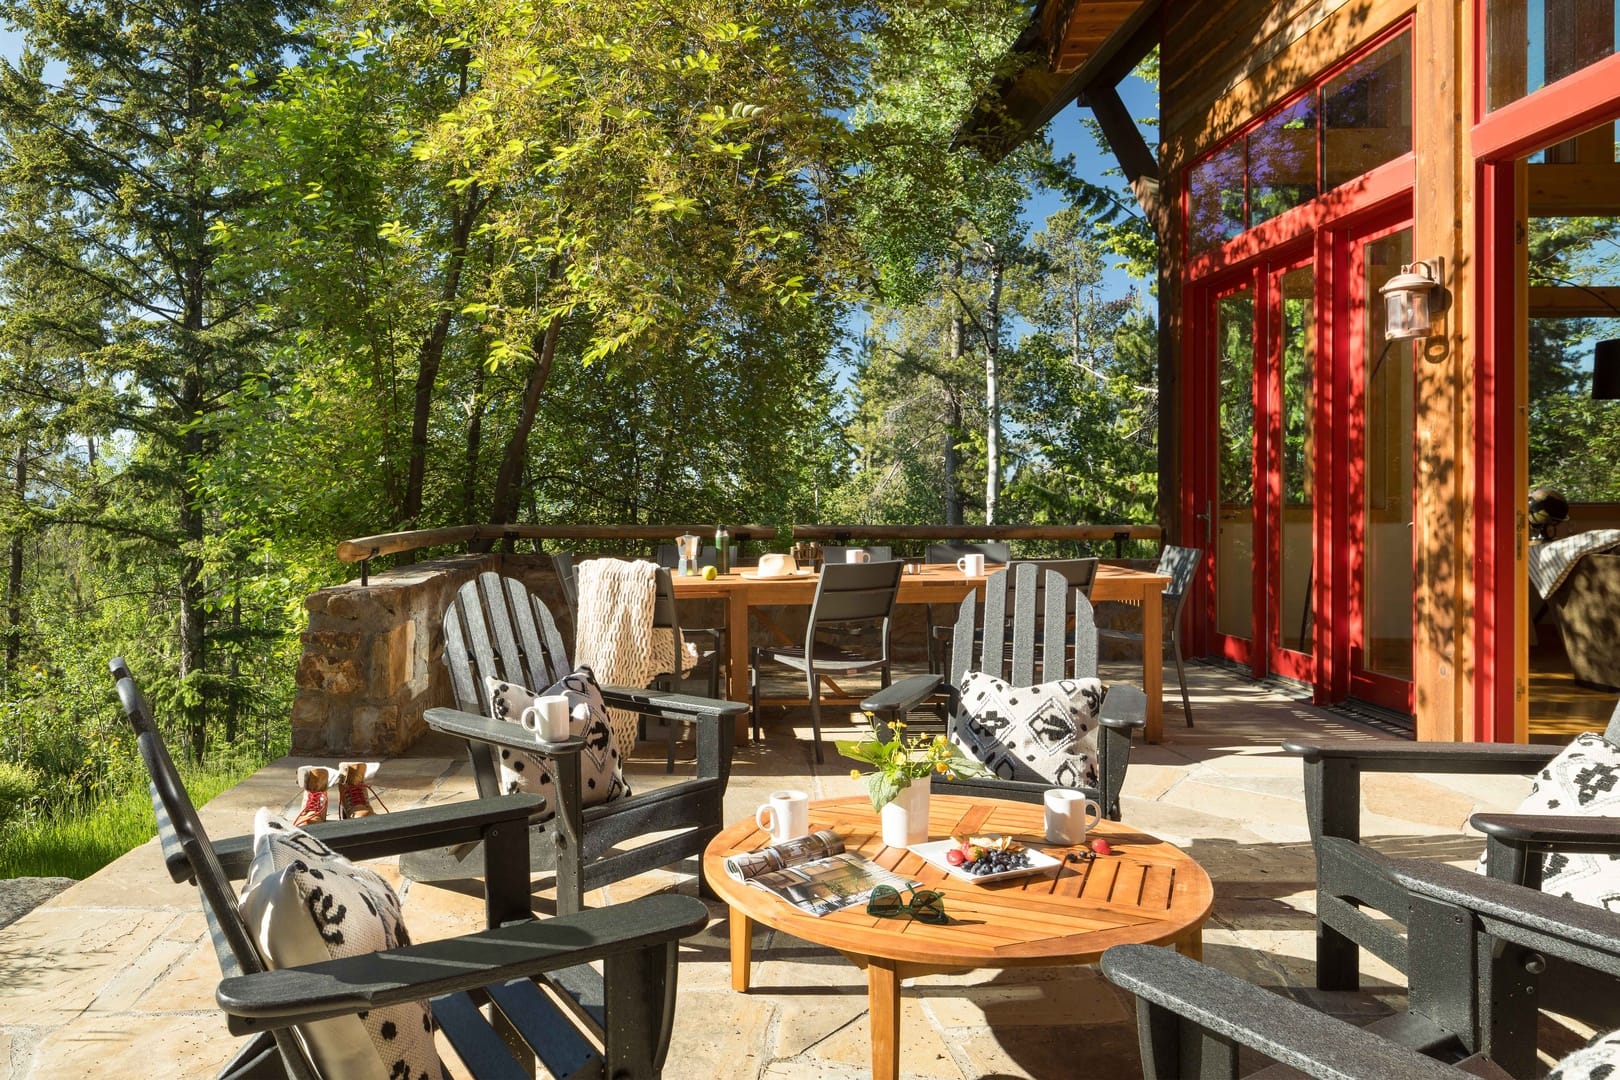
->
xmin=217 ymin=893 xmax=709 ymax=1032
xmin=1470 ymin=812 xmax=1620 ymax=853
xmin=204 ymin=794 xmax=548 ymax=880
xmin=1390 ymin=856 xmax=1620 ymax=956
xmin=860 ymin=673 xmax=945 ymax=721
xmin=598 ymin=685 xmax=749 ymax=721
xmin=1283 ymin=739 xmax=1558 ymax=772
xmin=1099 ymin=944 xmax=1465 ymax=1079
xmin=425 ymin=706 xmax=588 ymax=757
xmin=1100 ymin=715 xmax=1145 ymax=732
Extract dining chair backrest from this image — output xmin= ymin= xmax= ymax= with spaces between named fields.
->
xmin=651 ymin=567 xmax=691 ymax=676
xmin=819 ymin=545 xmax=895 ymax=563
xmin=1157 ymin=545 xmax=1204 ymax=631
xmin=948 ymin=565 xmax=1096 ymax=686
xmin=926 ymin=541 xmax=1011 ymax=565
xmin=1008 ymin=557 xmax=1100 ymax=597
xmin=805 ymin=560 xmax=903 ymax=644
xmin=654 ymin=543 xmax=735 ymax=569
xmin=552 ymin=552 xmax=580 ymax=623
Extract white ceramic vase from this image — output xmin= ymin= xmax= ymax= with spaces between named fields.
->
xmin=880 ymin=774 xmax=931 ymax=848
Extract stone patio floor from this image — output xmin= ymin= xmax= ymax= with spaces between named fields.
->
xmin=0 ymin=663 xmax=1554 ymax=1078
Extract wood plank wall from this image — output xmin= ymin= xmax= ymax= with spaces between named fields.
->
xmin=1157 ymin=0 xmax=1479 ymax=740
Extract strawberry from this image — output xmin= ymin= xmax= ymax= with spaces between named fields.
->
xmin=945 ymin=848 xmax=966 ymax=866
xmin=1090 ymin=838 xmax=1113 ymax=856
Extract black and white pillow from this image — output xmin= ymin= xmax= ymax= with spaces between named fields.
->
xmin=485 ymin=665 xmax=631 ymax=820
xmin=1477 ymin=732 xmax=1620 ymax=912
xmin=239 ymin=810 xmax=438 ymax=1080
xmin=949 ymin=673 xmax=1104 ymax=790
xmin=1549 ymin=1028 xmax=1620 ymax=1079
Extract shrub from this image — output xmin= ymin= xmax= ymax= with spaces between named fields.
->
xmin=0 ymin=760 xmax=41 ymax=824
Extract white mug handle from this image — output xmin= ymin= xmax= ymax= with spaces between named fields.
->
xmin=1085 ymin=799 xmax=1103 ymax=830
xmin=756 ymin=804 xmax=775 ymax=832
xmin=956 ymin=556 xmax=969 ymax=572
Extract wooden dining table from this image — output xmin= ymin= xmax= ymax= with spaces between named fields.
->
xmin=668 ymin=562 xmax=1175 ymax=743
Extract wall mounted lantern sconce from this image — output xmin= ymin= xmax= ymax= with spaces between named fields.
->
xmin=1380 ymin=259 xmax=1442 ymax=341
xmin=1595 ymin=337 xmax=1620 ymax=400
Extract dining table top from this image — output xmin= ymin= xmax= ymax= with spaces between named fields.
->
xmin=666 ymin=561 xmax=1170 ymax=603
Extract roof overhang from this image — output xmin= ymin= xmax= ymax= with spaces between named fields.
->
xmin=957 ymin=0 xmax=1162 ymax=161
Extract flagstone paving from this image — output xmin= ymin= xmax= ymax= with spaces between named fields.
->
xmin=0 ymin=663 xmax=1546 ymax=1078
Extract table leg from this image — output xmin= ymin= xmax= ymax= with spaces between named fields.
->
xmin=1141 ymin=588 xmax=1164 ymax=744
xmin=729 ymin=909 xmax=754 ymax=992
xmin=867 ymin=957 xmax=902 ymax=1080
xmin=728 ymin=589 xmax=751 ymax=744
xmin=1175 ymin=928 xmax=1204 ymax=962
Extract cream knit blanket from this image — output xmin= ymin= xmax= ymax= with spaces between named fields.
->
xmin=574 ymin=558 xmax=695 ymax=757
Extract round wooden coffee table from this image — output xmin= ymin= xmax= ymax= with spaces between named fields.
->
xmin=702 ymin=794 xmax=1213 ymax=1080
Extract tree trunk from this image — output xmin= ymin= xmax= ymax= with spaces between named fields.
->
xmin=179 ymin=397 xmax=207 ymax=762
xmin=460 ymin=361 xmax=487 ymax=523
xmin=486 ymin=314 xmax=561 ymax=526
xmin=5 ymin=436 xmax=24 ymax=677
xmin=944 ymin=268 xmax=964 ymax=525
xmin=984 ymin=251 xmax=1004 ymax=526
xmin=398 ymin=191 xmax=479 ymax=531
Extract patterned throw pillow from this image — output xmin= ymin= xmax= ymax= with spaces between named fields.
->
xmin=485 ymin=665 xmax=631 ymax=821
xmin=950 ymin=672 xmax=1105 ymax=790
xmin=1477 ymin=732 xmax=1620 ymax=912
xmin=1549 ymin=1029 xmax=1620 ymax=1079
xmin=239 ymin=810 xmax=439 ymax=1080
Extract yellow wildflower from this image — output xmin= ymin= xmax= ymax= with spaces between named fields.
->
xmin=849 ymin=769 xmax=862 ymax=781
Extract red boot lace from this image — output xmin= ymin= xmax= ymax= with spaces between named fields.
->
xmin=293 ymin=788 xmax=327 ymax=827
xmin=339 ymin=782 xmax=388 ymax=819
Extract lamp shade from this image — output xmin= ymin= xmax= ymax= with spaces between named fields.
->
xmin=1596 ymin=338 xmax=1620 ymax=400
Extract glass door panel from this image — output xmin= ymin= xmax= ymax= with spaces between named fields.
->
xmin=1354 ymin=227 xmax=1416 ymax=703
xmin=1276 ymin=264 xmax=1316 ymax=662
xmin=1215 ymin=287 xmax=1257 ymax=648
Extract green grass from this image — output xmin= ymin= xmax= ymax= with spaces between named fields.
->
xmin=0 ymin=760 xmax=259 ymax=880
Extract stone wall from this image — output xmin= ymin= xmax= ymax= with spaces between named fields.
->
xmin=290 ymin=552 xmax=570 ymax=755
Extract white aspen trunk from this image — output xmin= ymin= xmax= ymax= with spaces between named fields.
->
xmin=984 ymin=250 xmax=1003 ymax=525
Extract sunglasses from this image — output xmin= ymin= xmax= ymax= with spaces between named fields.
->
xmin=866 ymin=884 xmax=948 ymax=923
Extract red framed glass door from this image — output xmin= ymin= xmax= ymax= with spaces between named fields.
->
xmin=1208 ymin=275 xmax=1262 ymax=671
xmin=1346 ymin=222 xmax=1417 ymax=711
xmin=1267 ymin=257 xmax=1318 ymax=683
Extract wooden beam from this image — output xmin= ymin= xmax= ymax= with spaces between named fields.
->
xmin=1081 ymin=83 xmax=1161 ymax=216
xmin=1526 ymin=285 xmax=1620 ymax=317
xmin=1524 ymin=160 xmax=1620 ymax=215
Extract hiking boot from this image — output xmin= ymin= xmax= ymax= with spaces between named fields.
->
xmin=337 ymin=761 xmax=387 ymax=819
xmin=293 ymin=766 xmax=330 ymax=827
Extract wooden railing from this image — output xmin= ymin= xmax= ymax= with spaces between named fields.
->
xmin=336 ymin=522 xmax=1163 ymax=584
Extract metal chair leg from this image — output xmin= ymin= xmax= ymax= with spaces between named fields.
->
xmin=807 ymin=665 xmax=824 ymax=764
xmin=1171 ymin=634 xmax=1193 ymax=728
xmin=749 ymin=650 xmax=762 ymax=744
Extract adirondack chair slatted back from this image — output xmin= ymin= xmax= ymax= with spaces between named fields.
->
xmin=1606 ymin=699 xmax=1620 ymax=745
xmin=111 ymin=658 xmax=319 ymax=1080
xmin=443 ymin=572 xmax=572 ymax=716
xmin=950 ymin=565 xmax=1097 ymax=686
xmin=1010 ymin=557 xmax=1100 ymax=597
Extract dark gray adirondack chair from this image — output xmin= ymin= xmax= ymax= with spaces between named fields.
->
xmin=113 ymin=658 xmax=706 ymax=1080
xmin=750 ymin=559 xmax=903 ymax=764
xmin=402 ymin=571 xmax=745 ymax=914
xmin=1102 ymin=855 xmax=1620 ymax=1078
xmin=862 ymin=564 xmax=1144 ymax=821
xmin=1285 ymin=700 xmax=1620 ymax=1027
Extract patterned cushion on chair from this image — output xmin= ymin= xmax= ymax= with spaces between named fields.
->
xmin=485 ymin=665 xmax=631 ymax=819
xmin=1478 ymin=732 xmax=1620 ymax=912
xmin=1549 ymin=1028 xmax=1620 ymax=1078
xmin=950 ymin=672 xmax=1105 ymax=790
xmin=239 ymin=810 xmax=439 ymax=1080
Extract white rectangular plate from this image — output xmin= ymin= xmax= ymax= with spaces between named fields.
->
xmin=909 ymin=838 xmax=1063 ymax=884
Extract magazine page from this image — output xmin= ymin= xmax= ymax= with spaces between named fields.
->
xmin=724 ymin=829 xmax=844 ymax=883
xmin=746 ymin=852 xmax=919 ymax=917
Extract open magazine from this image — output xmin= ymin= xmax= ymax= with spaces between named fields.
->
xmin=724 ymin=829 xmax=919 ymax=917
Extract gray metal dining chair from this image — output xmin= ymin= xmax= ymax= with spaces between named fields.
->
xmin=749 ymin=559 xmax=903 ymax=763
xmin=819 ymin=545 xmax=895 ymax=564
xmin=1097 ymin=545 xmax=1202 ymax=728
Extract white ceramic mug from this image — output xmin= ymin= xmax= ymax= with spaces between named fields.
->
xmin=956 ymin=553 xmax=986 ymax=577
xmin=520 ymin=695 xmax=572 ymax=742
xmin=845 ymin=550 xmax=872 ymax=564
xmin=1044 ymin=788 xmax=1103 ymax=845
xmin=757 ymin=553 xmax=798 ymax=577
xmin=755 ymin=789 xmax=810 ymax=843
